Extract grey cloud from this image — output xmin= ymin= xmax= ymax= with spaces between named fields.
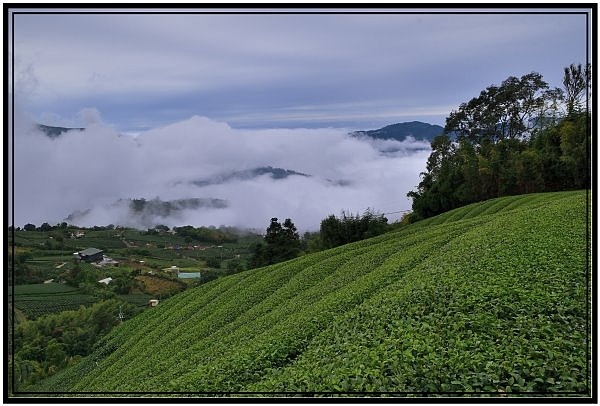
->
xmin=11 ymin=11 xmax=588 ymax=131
xmin=77 ymin=108 xmax=103 ymax=126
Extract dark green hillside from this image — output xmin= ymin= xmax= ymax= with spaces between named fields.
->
xmin=192 ymin=166 xmax=310 ymax=187
xmin=27 ymin=191 xmax=590 ymax=396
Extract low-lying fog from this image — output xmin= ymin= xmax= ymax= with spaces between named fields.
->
xmin=10 ymin=114 xmax=430 ymax=232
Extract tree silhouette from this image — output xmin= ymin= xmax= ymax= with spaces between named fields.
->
xmin=251 ymin=217 xmax=301 ymax=266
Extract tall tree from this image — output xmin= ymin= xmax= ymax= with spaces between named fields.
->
xmin=407 ymin=134 xmax=461 ymax=218
xmin=445 ymin=72 xmax=558 ymax=148
xmin=251 ymin=217 xmax=301 ymax=266
xmin=563 ymin=63 xmax=591 ymax=117
xmin=408 ymin=67 xmax=589 ymax=221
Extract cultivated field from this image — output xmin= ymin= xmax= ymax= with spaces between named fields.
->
xmin=29 ymin=191 xmax=590 ymax=395
xmin=9 ymin=283 xmax=99 ymax=319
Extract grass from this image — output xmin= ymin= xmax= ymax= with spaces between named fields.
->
xmin=25 ymin=191 xmax=591 ymax=396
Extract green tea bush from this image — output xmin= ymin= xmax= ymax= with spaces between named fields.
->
xmin=29 ymin=191 xmax=590 ymax=397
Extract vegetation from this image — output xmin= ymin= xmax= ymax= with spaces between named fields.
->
xmin=7 ymin=224 xmax=264 ymax=388
xmin=10 ymin=299 xmax=142 ymax=388
xmin=408 ymin=64 xmax=590 ymax=221
xmin=350 ymin=121 xmax=445 ymax=142
xmin=9 ymin=283 xmax=100 ymax=320
xmin=317 ymin=209 xmax=389 ymax=250
xmin=23 ymin=191 xmax=590 ymax=396
xmin=170 ymin=225 xmax=238 ymax=245
xmin=249 ymin=211 xmax=390 ymax=267
xmin=8 ymin=225 xmax=262 ymax=290
xmin=249 ymin=218 xmax=302 ymax=267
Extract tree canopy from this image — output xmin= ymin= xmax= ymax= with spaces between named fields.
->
xmin=319 ymin=209 xmax=389 ymax=250
xmin=408 ymin=65 xmax=590 ymax=221
xmin=250 ymin=218 xmax=302 ymax=267
xmin=563 ymin=63 xmax=591 ymax=117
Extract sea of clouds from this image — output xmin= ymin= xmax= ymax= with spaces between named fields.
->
xmin=10 ymin=114 xmax=430 ymax=232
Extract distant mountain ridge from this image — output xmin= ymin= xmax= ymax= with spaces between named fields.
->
xmin=37 ymin=124 xmax=84 ymax=138
xmin=350 ymin=121 xmax=445 ymax=142
xmin=128 ymin=197 xmax=228 ymax=215
xmin=191 ymin=166 xmax=310 ymax=187
xmin=37 ymin=121 xmax=448 ymax=143
xmin=65 ymin=197 xmax=229 ymax=228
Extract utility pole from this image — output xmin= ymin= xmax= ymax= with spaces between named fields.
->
xmin=116 ymin=305 xmax=124 ymax=323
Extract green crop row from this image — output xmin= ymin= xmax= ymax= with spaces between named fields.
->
xmin=248 ymin=191 xmax=588 ymax=393
xmin=10 ymin=283 xmax=79 ymax=296
xmin=417 ymin=191 xmax=576 ymax=227
xmin=10 ymin=283 xmax=100 ymax=319
xmin=118 ymin=294 xmax=154 ymax=307
xmin=13 ymin=295 xmax=100 ymax=319
xmin=29 ymin=191 xmax=590 ymax=396
xmin=40 ymin=219 xmax=481 ymax=391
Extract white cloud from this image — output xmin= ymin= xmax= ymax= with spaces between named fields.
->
xmin=11 ymin=114 xmax=429 ymax=231
xmin=77 ymin=107 xmax=103 ymax=126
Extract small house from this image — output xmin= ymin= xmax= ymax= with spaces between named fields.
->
xmin=148 ymin=299 xmax=159 ymax=307
xmin=74 ymin=247 xmax=104 ymax=262
xmin=98 ymin=277 xmax=113 ymax=285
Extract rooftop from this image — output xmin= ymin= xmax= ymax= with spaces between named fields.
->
xmin=79 ymin=247 xmax=103 ymax=256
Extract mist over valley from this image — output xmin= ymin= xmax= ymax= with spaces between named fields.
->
xmin=12 ymin=115 xmax=432 ymax=231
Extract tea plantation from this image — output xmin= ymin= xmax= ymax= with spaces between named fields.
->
xmin=9 ymin=283 xmax=99 ymax=319
xmin=27 ymin=191 xmax=591 ymax=396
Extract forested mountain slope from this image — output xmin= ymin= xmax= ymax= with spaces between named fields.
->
xmin=350 ymin=121 xmax=446 ymax=142
xmin=28 ymin=191 xmax=590 ymax=396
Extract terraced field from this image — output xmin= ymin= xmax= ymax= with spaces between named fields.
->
xmin=9 ymin=283 xmax=100 ymax=319
xmin=28 ymin=191 xmax=591 ymax=396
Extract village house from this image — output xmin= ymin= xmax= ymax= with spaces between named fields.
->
xmin=74 ymin=247 xmax=104 ymax=262
xmin=70 ymin=230 xmax=85 ymax=239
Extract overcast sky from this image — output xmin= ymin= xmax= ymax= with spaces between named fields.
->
xmin=9 ymin=7 xmax=590 ymax=131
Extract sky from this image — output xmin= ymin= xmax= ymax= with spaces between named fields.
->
xmin=9 ymin=7 xmax=590 ymax=131
xmin=7 ymin=6 xmax=592 ymax=231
